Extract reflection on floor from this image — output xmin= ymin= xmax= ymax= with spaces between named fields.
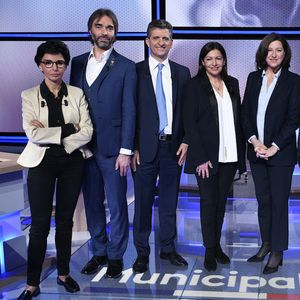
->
xmin=2 ymin=174 xmax=300 ymax=299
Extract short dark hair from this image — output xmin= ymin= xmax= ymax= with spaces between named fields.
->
xmin=87 ymin=8 xmax=119 ymax=35
xmin=34 ymin=40 xmax=70 ymax=66
xmin=256 ymin=32 xmax=291 ymax=70
xmin=147 ymin=19 xmax=173 ymax=39
xmin=198 ymin=42 xmax=228 ymax=79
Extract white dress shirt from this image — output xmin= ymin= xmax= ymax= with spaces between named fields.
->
xmin=148 ymin=55 xmax=173 ymax=134
xmin=86 ymin=48 xmax=113 ymax=86
xmin=213 ymin=82 xmax=238 ymax=163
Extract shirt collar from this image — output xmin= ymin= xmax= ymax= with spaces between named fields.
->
xmin=40 ymin=80 xmax=68 ymax=99
xmin=88 ymin=47 xmax=113 ymax=62
xmin=262 ymin=68 xmax=282 ymax=79
xmin=148 ymin=55 xmax=170 ymax=72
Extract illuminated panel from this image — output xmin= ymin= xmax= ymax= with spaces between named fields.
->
xmin=0 ymin=0 xmax=151 ymax=32
xmin=0 ymin=40 xmax=145 ymax=133
xmin=166 ymin=0 xmax=300 ymax=27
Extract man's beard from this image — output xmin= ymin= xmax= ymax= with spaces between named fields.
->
xmin=92 ymin=34 xmax=115 ymax=50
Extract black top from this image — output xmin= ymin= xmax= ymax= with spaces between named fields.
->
xmin=40 ymin=81 xmax=76 ymax=155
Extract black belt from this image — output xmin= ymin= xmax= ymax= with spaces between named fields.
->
xmin=158 ymin=134 xmax=172 ymax=141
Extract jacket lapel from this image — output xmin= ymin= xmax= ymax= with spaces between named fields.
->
xmin=201 ymin=75 xmax=219 ymax=128
xmin=143 ymin=60 xmax=157 ymax=102
xmin=38 ymin=89 xmax=49 ymax=127
xmin=253 ymin=71 xmax=263 ymax=116
xmin=78 ymin=54 xmax=89 ymax=89
xmin=266 ymin=69 xmax=288 ymax=107
xmin=96 ymin=49 xmax=117 ymax=92
xmin=224 ymin=78 xmax=238 ymax=128
xmin=169 ymin=61 xmax=177 ymax=109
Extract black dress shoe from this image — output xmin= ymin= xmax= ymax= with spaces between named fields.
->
xmin=105 ymin=259 xmax=123 ymax=278
xmin=160 ymin=251 xmax=188 ymax=266
xmin=215 ymin=245 xmax=230 ymax=264
xmin=133 ymin=256 xmax=149 ymax=273
xmin=263 ymin=251 xmax=283 ymax=275
xmin=248 ymin=242 xmax=270 ymax=262
xmin=81 ymin=255 xmax=107 ymax=274
xmin=57 ymin=276 xmax=80 ymax=293
xmin=17 ymin=286 xmax=40 ymax=300
xmin=204 ymin=248 xmax=217 ymax=272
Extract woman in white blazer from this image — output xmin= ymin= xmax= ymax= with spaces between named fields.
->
xmin=17 ymin=40 xmax=93 ymax=300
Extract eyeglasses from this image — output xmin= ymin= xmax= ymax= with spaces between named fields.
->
xmin=40 ymin=60 xmax=66 ymax=68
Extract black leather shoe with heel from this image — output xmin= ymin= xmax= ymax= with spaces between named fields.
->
xmin=215 ymin=244 xmax=230 ymax=264
xmin=263 ymin=251 xmax=283 ymax=275
xmin=204 ymin=247 xmax=217 ymax=271
xmin=247 ymin=242 xmax=271 ymax=262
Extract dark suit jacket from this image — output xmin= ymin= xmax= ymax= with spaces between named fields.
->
xmin=184 ymin=73 xmax=246 ymax=175
xmin=135 ymin=59 xmax=191 ymax=162
xmin=241 ymin=70 xmax=300 ymax=166
xmin=70 ymin=49 xmax=136 ymax=156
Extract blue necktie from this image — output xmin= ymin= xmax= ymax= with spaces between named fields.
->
xmin=156 ymin=64 xmax=168 ymax=132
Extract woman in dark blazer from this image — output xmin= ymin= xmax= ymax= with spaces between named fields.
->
xmin=241 ymin=33 xmax=300 ymax=274
xmin=184 ymin=42 xmax=246 ymax=272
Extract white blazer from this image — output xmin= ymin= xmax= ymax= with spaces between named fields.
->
xmin=17 ymin=84 xmax=93 ymax=168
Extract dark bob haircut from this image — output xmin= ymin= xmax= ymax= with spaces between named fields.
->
xmin=34 ymin=40 xmax=70 ymax=66
xmin=256 ymin=32 xmax=291 ymax=70
xmin=87 ymin=8 xmax=118 ymax=35
xmin=146 ymin=19 xmax=173 ymax=39
xmin=198 ymin=42 xmax=228 ymax=79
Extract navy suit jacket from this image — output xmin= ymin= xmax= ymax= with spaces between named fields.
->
xmin=184 ymin=73 xmax=246 ymax=175
xmin=70 ymin=49 xmax=136 ymax=157
xmin=135 ymin=59 xmax=191 ymax=162
xmin=241 ymin=70 xmax=300 ymax=166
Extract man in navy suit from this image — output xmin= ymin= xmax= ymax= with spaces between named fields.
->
xmin=131 ymin=19 xmax=191 ymax=273
xmin=70 ymin=8 xmax=136 ymax=278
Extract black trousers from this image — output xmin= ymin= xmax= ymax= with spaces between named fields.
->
xmin=250 ymin=162 xmax=294 ymax=251
xmin=133 ymin=140 xmax=182 ymax=256
xmin=26 ymin=150 xmax=84 ymax=286
xmin=196 ymin=162 xmax=237 ymax=248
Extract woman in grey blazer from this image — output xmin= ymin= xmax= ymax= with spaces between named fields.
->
xmin=17 ymin=40 xmax=93 ymax=299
